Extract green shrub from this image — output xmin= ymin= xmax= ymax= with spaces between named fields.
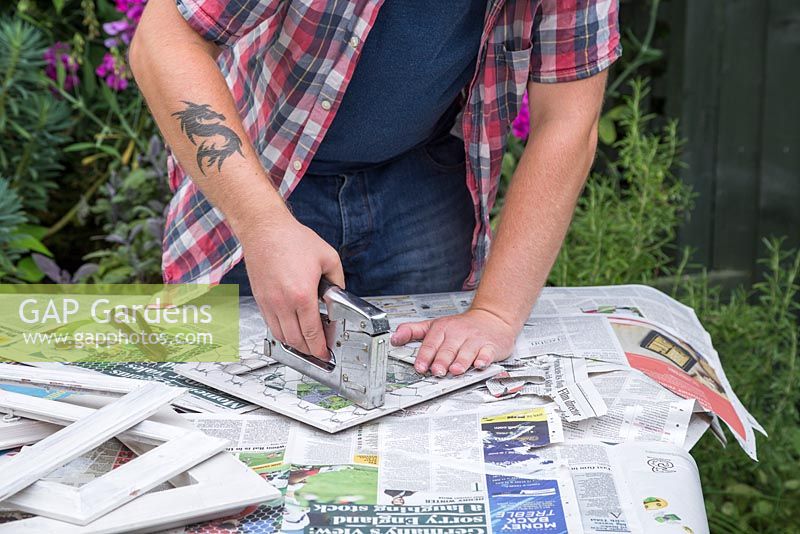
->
xmin=677 ymin=240 xmax=800 ymax=533
xmin=0 ymin=16 xmax=73 ymax=214
xmin=0 ymin=177 xmax=27 ymax=275
xmin=83 ymin=136 xmax=169 ymax=283
xmin=548 ymin=79 xmax=693 ymax=286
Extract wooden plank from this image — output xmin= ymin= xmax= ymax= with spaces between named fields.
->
xmin=0 ymin=383 xmax=181 ymax=501
xmin=756 ymin=0 xmax=800 ymax=256
xmin=711 ymin=0 xmax=768 ymax=281
xmin=668 ymin=0 xmax=725 ymax=268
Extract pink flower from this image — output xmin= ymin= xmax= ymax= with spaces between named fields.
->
xmin=43 ymin=42 xmax=80 ymax=91
xmin=96 ymin=52 xmax=129 ymax=91
xmin=511 ymin=92 xmax=530 ymax=141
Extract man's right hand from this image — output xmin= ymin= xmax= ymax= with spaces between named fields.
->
xmin=239 ymin=214 xmax=345 ymax=360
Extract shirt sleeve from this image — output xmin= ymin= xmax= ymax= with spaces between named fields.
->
xmin=529 ymin=0 xmax=622 ymax=83
xmin=175 ymin=0 xmax=280 ymax=47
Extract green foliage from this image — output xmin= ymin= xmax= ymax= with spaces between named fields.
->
xmin=0 ymin=16 xmax=73 ymax=213
xmin=83 ymin=137 xmax=170 ymax=283
xmin=0 ymin=176 xmax=53 ymax=282
xmin=676 ymin=239 xmax=800 ymax=532
xmin=548 ymin=79 xmax=692 ymax=286
xmin=0 ymin=176 xmax=27 ymax=274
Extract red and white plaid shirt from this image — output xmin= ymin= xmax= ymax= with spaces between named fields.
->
xmin=165 ymin=0 xmax=621 ymax=287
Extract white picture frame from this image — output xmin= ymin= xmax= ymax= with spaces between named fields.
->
xmin=0 ymin=363 xmax=149 ymax=397
xmin=0 ymin=387 xmax=280 ymax=533
xmin=0 ymin=383 xmax=182 ymax=503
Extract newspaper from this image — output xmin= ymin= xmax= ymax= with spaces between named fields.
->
xmin=607 ymin=315 xmax=761 ymax=459
xmin=488 ymin=355 xmax=608 ymax=422
xmin=182 ymin=412 xmax=291 ymax=452
xmin=562 ymin=370 xmax=695 ymax=447
xmin=280 ymin=405 xmax=582 ymax=533
xmin=531 ymin=440 xmax=709 ymax=534
xmin=1 ymin=285 xmax=761 ymax=533
xmin=513 ymin=316 xmax=630 ymax=368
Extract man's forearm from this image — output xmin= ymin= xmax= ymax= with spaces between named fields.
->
xmin=130 ymin=0 xmax=289 ymax=240
xmin=471 ymin=116 xmax=598 ymax=329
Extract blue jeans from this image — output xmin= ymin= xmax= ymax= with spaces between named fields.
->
xmin=221 ymin=134 xmax=474 ymax=296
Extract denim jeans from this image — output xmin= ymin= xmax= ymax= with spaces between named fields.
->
xmin=221 ymin=134 xmax=474 ymax=296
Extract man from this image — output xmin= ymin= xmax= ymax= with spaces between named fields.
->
xmin=130 ymin=0 xmax=620 ymax=377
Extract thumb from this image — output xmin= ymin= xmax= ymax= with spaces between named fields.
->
xmin=391 ymin=320 xmax=433 ymax=346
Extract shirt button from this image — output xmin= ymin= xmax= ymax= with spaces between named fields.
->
xmin=321 ymin=100 xmax=332 ymax=111
xmin=349 ymin=35 xmax=359 ymax=48
xmin=292 ymin=160 xmax=302 ymax=171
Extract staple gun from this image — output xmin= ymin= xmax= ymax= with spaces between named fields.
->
xmin=264 ymin=279 xmax=390 ymax=409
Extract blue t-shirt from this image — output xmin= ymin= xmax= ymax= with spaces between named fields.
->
xmin=309 ymin=1 xmax=486 ymax=174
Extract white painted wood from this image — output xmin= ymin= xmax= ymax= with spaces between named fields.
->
xmin=0 ymin=389 xmax=185 ymax=446
xmin=0 ymin=417 xmax=59 ymax=449
xmin=0 ymin=363 xmax=148 ymax=396
xmin=3 ymin=430 xmax=228 ymax=525
xmin=0 ymin=383 xmax=181 ymax=501
xmin=0 ymin=393 xmax=280 ymax=533
xmin=0 ymin=473 xmax=275 ymax=533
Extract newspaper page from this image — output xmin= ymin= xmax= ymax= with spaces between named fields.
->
xmin=530 ymin=442 xmax=642 ymax=534
xmin=183 ymin=412 xmax=291 ymax=452
xmin=608 ymin=315 xmax=760 ymax=459
xmin=610 ymin=442 xmax=710 ymax=534
xmin=529 ymin=285 xmax=711 ymax=355
xmin=683 ymin=413 xmax=713 ymax=451
xmin=278 ymin=406 xmax=581 ymax=534
xmin=514 ymin=316 xmax=630 ymax=368
xmin=563 ymin=370 xmax=694 ymax=447
xmin=488 ymin=355 xmax=608 ymax=423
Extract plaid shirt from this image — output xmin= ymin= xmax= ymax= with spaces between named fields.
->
xmin=165 ymin=0 xmax=621 ymax=287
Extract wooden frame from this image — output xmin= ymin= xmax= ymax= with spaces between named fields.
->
xmin=0 ymin=417 xmax=58 ymax=450
xmin=0 ymin=387 xmax=280 ymax=533
xmin=0 ymin=383 xmax=182 ymax=503
xmin=0 ymin=363 xmax=147 ymax=397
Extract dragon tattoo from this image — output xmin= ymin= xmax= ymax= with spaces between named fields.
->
xmin=172 ymin=101 xmax=244 ymax=175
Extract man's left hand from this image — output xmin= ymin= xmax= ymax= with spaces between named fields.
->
xmin=390 ymin=309 xmax=517 ymax=376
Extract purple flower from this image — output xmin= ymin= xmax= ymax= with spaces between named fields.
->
xmin=43 ymin=42 xmax=80 ymax=91
xmin=96 ymin=52 xmax=129 ymax=91
xmin=102 ymin=19 xmax=135 ymax=48
xmin=115 ymin=0 xmax=147 ymax=22
xmin=511 ymin=92 xmax=530 ymax=141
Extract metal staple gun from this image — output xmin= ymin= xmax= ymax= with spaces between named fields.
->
xmin=264 ymin=279 xmax=390 ymax=409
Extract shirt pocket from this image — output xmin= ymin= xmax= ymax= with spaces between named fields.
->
xmin=494 ymin=43 xmax=533 ymax=123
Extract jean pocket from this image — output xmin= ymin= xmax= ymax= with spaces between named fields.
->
xmin=422 ymin=134 xmax=467 ymax=173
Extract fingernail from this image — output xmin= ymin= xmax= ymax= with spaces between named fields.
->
xmin=475 ymin=360 xmax=488 ymax=369
xmin=432 ymin=366 xmax=446 ymax=377
xmin=390 ymin=334 xmax=399 ymax=345
xmin=415 ymin=364 xmax=426 ymax=374
xmin=450 ymin=364 xmax=464 ymax=375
